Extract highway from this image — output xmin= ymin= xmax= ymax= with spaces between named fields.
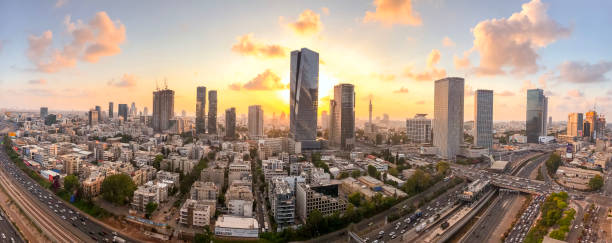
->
xmin=460 ymin=192 xmax=518 ymax=243
xmin=504 ymin=194 xmax=545 ymax=243
xmin=0 ymin=206 xmax=23 ymax=243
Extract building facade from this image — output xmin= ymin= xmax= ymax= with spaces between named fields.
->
xmin=196 ymin=86 xmax=207 ymax=135
xmin=208 ymin=90 xmax=218 ymax=134
xmin=406 ymin=114 xmax=432 ymax=144
xmin=118 ymin=104 xmax=128 ymax=121
xmin=40 ymin=107 xmax=48 ymax=118
xmin=225 ymin=107 xmax=236 ymax=139
xmin=433 ymin=77 xmax=464 ymax=159
xmin=474 ymin=89 xmax=493 ymax=149
xmin=290 ymin=48 xmax=319 ymax=146
xmin=108 ymin=102 xmax=114 ymax=118
xmin=567 ymin=113 xmax=584 ymax=137
xmin=329 ymin=83 xmax=355 ymax=150
xmin=248 ymin=105 xmax=264 ymax=139
xmin=152 ymin=88 xmax=175 ymax=132
xmin=88 ymin=109 xmax=99 ymax=126
xmin=295 ymin=183 xmax=347 ymax=223
xmin=526 ymin=89 xmax=548 ymax=143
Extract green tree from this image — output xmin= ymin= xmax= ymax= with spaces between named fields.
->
xmin=348 ymin=192 xmax=362 ymax=207
xmin=436 ymin=161 xmax=450 ymax=175
xmin=153 ymin=154 xmax=163 ymax=170
xmin=388 ymin=167 xmax=399 ymax=177
xmin=145 ymin=202 xmax=158 ymax=219
xmin=338 ymin=172 xmax=349 ymax=179
xmin=351 ymin=170 xmax=362 ymax=178
xmin=589 ymin=175 xmax=604 ymax=191
xmin=367 ymin=165 xmax=379 ymax=178
xmin=63 ymin=174 xmax=79 ymax=193
xmin=101 ymin=174 xmax=137 ymax=205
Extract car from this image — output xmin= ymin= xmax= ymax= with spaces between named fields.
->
xmin=379 ymin=231 xmax=384 ymax=235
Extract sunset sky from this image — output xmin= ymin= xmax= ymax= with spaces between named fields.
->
xmin=1 ymin=0 xmax=611 ymax=121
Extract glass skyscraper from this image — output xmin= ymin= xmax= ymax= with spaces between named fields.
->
xmin=207 ymin=90 xmax=217 ymax=134
xmin=196 ymin=86 xmax=207 ymax=134
xmin=474 ymin=89 xmax=493 ymax=149
xmin=329 ymin=83 xmax=355 ymax=151
xmin=526 ymin=89 xmax=547 ymax=143
xmin=289 ymin=48 xmax=319 ymax=147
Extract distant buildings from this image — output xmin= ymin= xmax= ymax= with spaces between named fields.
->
xmin=329 ymin=83 xmax=355 ymax=151
xmin=208 ymin=90 xmax=218 ymax=134
xmin=152 ymin=88 xmax=175 ymax=132
xmin=108 ymin=102 xmax=114 ymax=118
xmin=95 ymin=106 xmax=102 ymax=122
xmin=118 ymin=104 xmax=128 ymax=121
xmin=567 ymin=113 xmax=583 ymax=137
xmin=88 ymin=109 xmax=99 ymax=126
xmin=225 ymin=107 xmax=236 ymax=139
xmin=433 ymin=77 xmax=464 ymax=159
xmin=290 ymin=48 xmax=319 ymax=149
xmin=526 ymin=89 xmax=547 ymax=143
xmin=406 ymin=114 xmax=432 ymax=144
xmin=196 ymin=86 xmax=207 ymax=134
xmin=40 ymin=107 xmax=48 ymax=118
xmin=474 ymin=89 xmax=493 ymax=149
xmin=248 ymin=105 xmax=264 ymax=139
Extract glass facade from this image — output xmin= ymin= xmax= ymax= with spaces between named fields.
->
xmin=289 ymin=48 xmax=319 ymax=142
xmin=526 ymin=89 xmax=547 ymax=143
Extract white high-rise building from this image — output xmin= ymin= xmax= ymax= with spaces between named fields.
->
xmin=474 ymin=90 xmax=493 ymax=149
xmin=248 ymin=105 xmax=264 ymax=139
xmin=433 ymin=77 xmax=464 ymax=159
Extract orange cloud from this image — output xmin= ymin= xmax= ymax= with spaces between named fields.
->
xmin=496 ymin=90 xmax=515 ymax=96
xmin=393 ymin=87 xmax=409 ymax=93
xmin=454 ymin=53 xmax=471 ymax=69
xmin=231 ymin=34 xmax=287 ymax=58
xmin=567 ymin=89 xmax=583 ymax=98
xmin=404 ymin=49 xmax=446 ymax=82
xmin=363 ymin=0 xmax=422 ymax=27
xmin=107 ymin=74 xmax=137 ymax=87
xmin=230 ymin=70 xmax=286 ymax=91
xmin=288 ymin=9 xmax=323 ymax=36
xmin=26 ymin=12 xmax=125 ymax=73
xmin=28 ymin=79 xmax=47 ymax=85
xmin=469 ymin=0 xmax=570 ymax=76
xmin=442 ymin=36 xmax=455 ymax=47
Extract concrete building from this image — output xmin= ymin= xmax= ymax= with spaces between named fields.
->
xmin=152 ymin=88 xmax=175 ymax=132
xmin=118 ymin=104 xmax=128 ymax=121
xmin=295 ymin=182 xmax=347 ymax=223
xmin=290 ymin=48 xmax=319 ymax=149
xmin=406 ymin=114 xmax=432 ymax=144
xmin=95 ymin=106 xmax=102 ymax=122
xmin=214 ymin=215 xmax=259 ymax=238
xmin=226 ymin=181 xmax=254 ymax=217
xmin=208 ymin=90 xmax=217 ymax=134
xmin=433 ymin=77 xmax=464 ymax=159
xmin=63 ymin=154 xmax=80 ymax=175
xmin=526 ymin=89 xmax=548 ymax=143
xmin=108 ymin=102 xmax=114 ymax=118
xmin=179 ymin=199 xmax=211 ymax=227
xmin=131 ymin=182 xmax=169 ymax=212
xmin=474 ymin=90 xmax=493 ymax=149
xmin=225 ymin=107 xmax=236 ymax=139
xmin=82 ymin=173 xmax=104 ymax=197
xmin=88 ymin=109 xmax=99 ymax=126
xmin=40 ymin=107 xmax=48 ymax=118
xmin=248 ymin=105 xmax=264 ymax=139
xmin=567 ymin=113 xmax=584 ymax=137
xmin=268 ymin=177 xmax=295 ymax=228
xmin=196 ymin=86 xmax=207 ymax=134
xmin=329 ymin=83 xmax=355 ymax=150
xmin=156 ymin=170 xmax=180 ymax=188
xmin=228 ymin=161 xmax=250 ymax=184
xmin=190 ymin=181 xmax=218 ymax=201
xmin=201 ymin=166 xmax=225 ymax=189
xmin=556 ymin=166 xmax=603 ymax=190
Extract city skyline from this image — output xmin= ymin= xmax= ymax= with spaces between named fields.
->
xmin=1 ymin=0 xmax=612 ymax=121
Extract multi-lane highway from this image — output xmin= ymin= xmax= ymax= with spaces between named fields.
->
xmin=504 ymin=194 xmax=545 ymax=243
xmin=0 ymin=206 xmax=23 ymax=243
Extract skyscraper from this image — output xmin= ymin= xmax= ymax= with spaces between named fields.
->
xmin=248 ymin=105 xmax=264 ymax=139
xmin=109 ymin=102 xmax=114 ymax=118
xmin=40 ymin=107 xmax=48 ymax=118
xmin=130 ymin=102 xmax=137 ymax=117
xmin=474 ymin=90 xmax=493 ymax=149
xmin=196 ymin=86 xmax=207 ymax=134
xmin=88 ymin=109 xmax=99 ymax=126
xmin=144 ymin=107 xmax=148 ymax=116
xmin=567 ymin=113 xmax=583 ymax=137
xmin=369 ymin=99 xmax=373 ymax=125
xmin=406 ymin=114 xmax=432 ymax=144
xmin=225 ymin=107 xmax=236 ymax=139
xmin=208 ymin=90 xmax=217 ymax=134
xmin=433 ymin=77 xmax=464 ymax=159
xmin=320 ymin=111 xmax=328 ymax=131
xmin=152 ymin=88 xmax=175 ymax=132
xmin=95 ymin=106 xmax=102 ymax=122
xmin=584 ymin=111 xmax=597 ymax=139
xmin=526 ymin=89 xmax=547 ymax=143
xmin=329 ymin=83 xmax=355 ymax=150
xmin=118 ymin=104 xmax=128 ymax=121
xmin=289 ymin=48 xmax=319 ymax=147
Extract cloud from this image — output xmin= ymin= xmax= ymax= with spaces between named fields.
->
xmin=607 ymin=90 xmax=612 ymax=96
xmin=28 ymin=79 xmax=47 ymax=85
xmin=567 ymin=89 xmax=583 ymax=98
xmin=230 ymin=70 xmax=286 ymax=91
xmin=557 ymin=61 xmax=612 ymax=83
xmin=107 ymin=74 xmax=137 ymax=87
xmin=321 ymin=7 xmax=330 ymax=15
xmin=519 ymin=80 xmax=536 ymax=93
xmin=231 ymin=34 xmax=287 ymax=58
xmin=26 ymin=12 xmax=126 ymax=73
xmin=393 ymin=87 xmax=409 ymax=93
xmin=363 ymin=0 xmax=422 ymax=27
xmin=416 ymin=100 xmax=425 ymax=105
xmin=537 ymin=71 xmax=552 ymax=88
xmin=404 ymin=49 xmax=446 ymax=82
xmin=454 ymin=53 xmax=471 ymax=69
xmin=467 ymin=0 xmax=570 ymax=76
xmin=372 ymin=73 xmax=396 ymax=82
xmin=287 ymin=9 xmax=323 ymax=36
xmin=442 ymin=37 xmax=455 ymax=47
xmin=55 ymin=0 xmax=67 ymax=8
xmin=496 ymin=90 xmax=515 ymax=96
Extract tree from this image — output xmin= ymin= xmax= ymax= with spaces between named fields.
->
xmin=101 ymin=174 xmax=137 ymax=205
xmin=351 ymin=170 xmax=361 ymax=178
xmin=338 ymin=172 xmax=349 ymax=179
xmin=589 ymin=175 xmax=604 ymax=191
xmin=436 ymin=161 xmax=450 ymax=175
xmin=348 ymin=192 xmax=362 ymax=207
xmin=145 ymin=202 xmax=158 ymax=219
xmin=64 ymin=174 xmax=79 ymax=193
xmin=367 ymin=165 xmax=379 ymax=178
xmin=153 ymin=154 xmax=163 ymax=170
xmin=388 ymin=167 xmax=399 ymax=177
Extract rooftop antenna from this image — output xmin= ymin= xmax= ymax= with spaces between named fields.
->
xmin=164 ymin=78 xmax=168 ymax=89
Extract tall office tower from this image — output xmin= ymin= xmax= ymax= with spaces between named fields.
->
xmin=248 ymin=105 xmax=264 ymax=139
xmin=152 ymin=88 xmax=175 ymax=132
xmin=526 ymin=89 xmax=547 ymax=143
xmin=195 ymin=86 xmax=207 ymax=134
xmin=108 ymin=102 xmax=114 ymax=118
xmin=320 ymin=111 xmax=328 ymax=130
xmin=130 ymin=102 xmax=137 ymax=117
xmin=549 ymin=116 xmax=552 ymax=127
xmin=585 ymin=111 xmax=597 ymax=139
xmin=329 ymin=84 xmax=355 ymax=150
xmin=474 ymin=90 xmax=493 ymax=149
xmin=543 ymin=97 xmax=548 ymax=133
xmin=40 ymin=107 xmax=48 ymax=118
xmin=225 ymin=107 xmax=236 ymax=139
xmin=289 ymin=48 xmax=319 ymax=146
xmin=567 ymin=113 xmax=584 ymax=137
xmin=369 ymin=99 xmax=373 ymax=124
xmin=144 ymin=107 xmax=148 ymax=116
xmin=406 ymin=114 xmax=432 ymax=144
xmin=207 ymin=90 xmax=218 ymax=134
xmin=88 ymin=109 xmax=99 ymax=126
xmin=118 ymin=104 xmax=128 ymax=121
xmin=596 ymin=116 xmax=606 ymax=138
xmin=433 ymin=77 xmax=464 ymax=159
xmin=95 ymin=106 xmax=102 ymax=122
